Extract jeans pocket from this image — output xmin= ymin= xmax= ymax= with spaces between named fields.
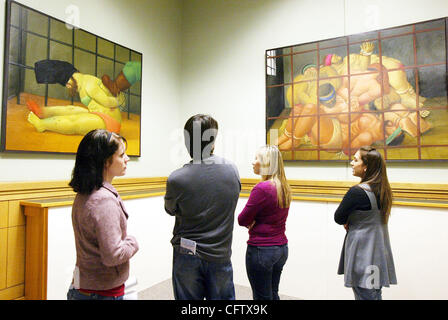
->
xmin=256 ymin=247 xmax=279 ymax=270
xmin=173 ymin=249 xmax=200 ymax=275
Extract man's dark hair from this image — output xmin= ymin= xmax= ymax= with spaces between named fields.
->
xmin=184 ymin=114 xmax=218 ymax=161
xmin=69 ymin=129 xmax=127 ymax=194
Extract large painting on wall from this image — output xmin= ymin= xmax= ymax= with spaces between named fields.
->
xmin=1 ymin=0 xmax=142 ymax=156
xmin=266 ymin=17 xmax=448 ymax=161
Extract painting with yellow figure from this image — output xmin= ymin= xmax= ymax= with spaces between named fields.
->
xmin=1 ymin=1 xmax=142 ymax=156
xmin=266 ymin=17 xmax=448 ymax=161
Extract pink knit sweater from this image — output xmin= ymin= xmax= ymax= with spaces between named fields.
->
xmin=71 ymin=182 xmax=139 ymax=290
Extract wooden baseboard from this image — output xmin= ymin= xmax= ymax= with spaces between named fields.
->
xmin=0 ymin=284 xmax=24 ymax=300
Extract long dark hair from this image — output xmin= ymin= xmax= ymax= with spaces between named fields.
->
xmin=359 ymin=146 xmax=392 ymax=224
xmin=69 ymin=129 xmax=127 ymax=194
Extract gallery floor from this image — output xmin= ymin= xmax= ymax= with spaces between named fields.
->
xmin=137 ymin=278 xmax=300 ymax=300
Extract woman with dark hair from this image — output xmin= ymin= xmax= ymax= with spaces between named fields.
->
xmin=335 ymin=146 xmax=397 ymax=300
xmin=67 ymin=129 xmax=139 ymax=300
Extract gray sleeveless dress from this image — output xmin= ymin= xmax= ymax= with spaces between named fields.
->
xmin=337 ymin=184 xmax=397 ymax=288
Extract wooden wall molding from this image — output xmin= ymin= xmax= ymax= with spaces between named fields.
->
xmin=0 ymin=177 xmax=167 ymax=203
xmin=241 ymin=178 xmax=448 ymax=208
xmin=1 ymin=177 xmax=447 ymax=208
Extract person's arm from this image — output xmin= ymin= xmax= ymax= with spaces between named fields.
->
xmin=164 ymin=176 xmax=179 ymax=216
xmin=93 ymin=197 xmax=139 ymax=267
xmin=298 ymin=83 xmax=316 ymax=105
xmin=83 ymin=76 xmax=122 ymax=108
xmin=232 ymin=162 xmax=242 ymax=192
xmin=334 ymin=186 xmax=370 ymax=225
xmin=238 ymin=184 xmax=266 ymax=227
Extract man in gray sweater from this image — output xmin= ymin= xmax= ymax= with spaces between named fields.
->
xmin=164 ymin=114 xmax=241 ymax=300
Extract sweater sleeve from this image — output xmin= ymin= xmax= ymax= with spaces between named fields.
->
xmin=334 ymin=185 xmax=371 ymax=225
xmin=164 ymin=176 xmax=179 ymax=216
xmin=238 ymin=184 xmax=266 ymax=227
xmin=92 ymin=197 xmax=139 ymax=267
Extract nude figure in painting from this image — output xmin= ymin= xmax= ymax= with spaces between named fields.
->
xmin=26 ymin=60 xmax=141 ymax=136
xmin=325 ymin=41 xmax=428 ymax=116
xmin=276 ymin=62 xmax=431 ymax=155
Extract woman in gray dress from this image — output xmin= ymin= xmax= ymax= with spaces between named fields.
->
xmin=335 ymin=146 xmax=397 ymax=300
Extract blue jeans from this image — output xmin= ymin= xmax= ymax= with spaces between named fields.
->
xmin=67 ymin=287 xmax=124 ymax=300
xmin=245 ymin=244 xmax=288 ymax=300
xmin=352 ymin=286 xmax=382 ymax=300
xmin=172 ymin=248 xmax=235 ymax=300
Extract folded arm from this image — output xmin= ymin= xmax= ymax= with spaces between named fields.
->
xmin=93 ymin=198 xmax=139 ymax=267
xmin=238 ymin=185 xmax=266 ymax=227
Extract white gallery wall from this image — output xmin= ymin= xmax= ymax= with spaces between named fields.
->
xmin=1 ymin=0 xmax=447 ymax=182
xmin=180 ymin=0 xmax=448 ymax=182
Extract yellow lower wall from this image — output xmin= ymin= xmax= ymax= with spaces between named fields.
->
xmin=0 ymin=200 xmax=26 ymax=300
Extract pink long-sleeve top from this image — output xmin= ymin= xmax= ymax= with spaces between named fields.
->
xmin=238 ymin=180 xmax=289 ymax=246
xmin=71 ymin=182 xmax=139 ymax=291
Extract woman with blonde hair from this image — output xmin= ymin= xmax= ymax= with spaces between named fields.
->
xmin=238 ymin=145 xmax=291 ymax=300
xmin=335 ymin=146 xmax=397 ymax=300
